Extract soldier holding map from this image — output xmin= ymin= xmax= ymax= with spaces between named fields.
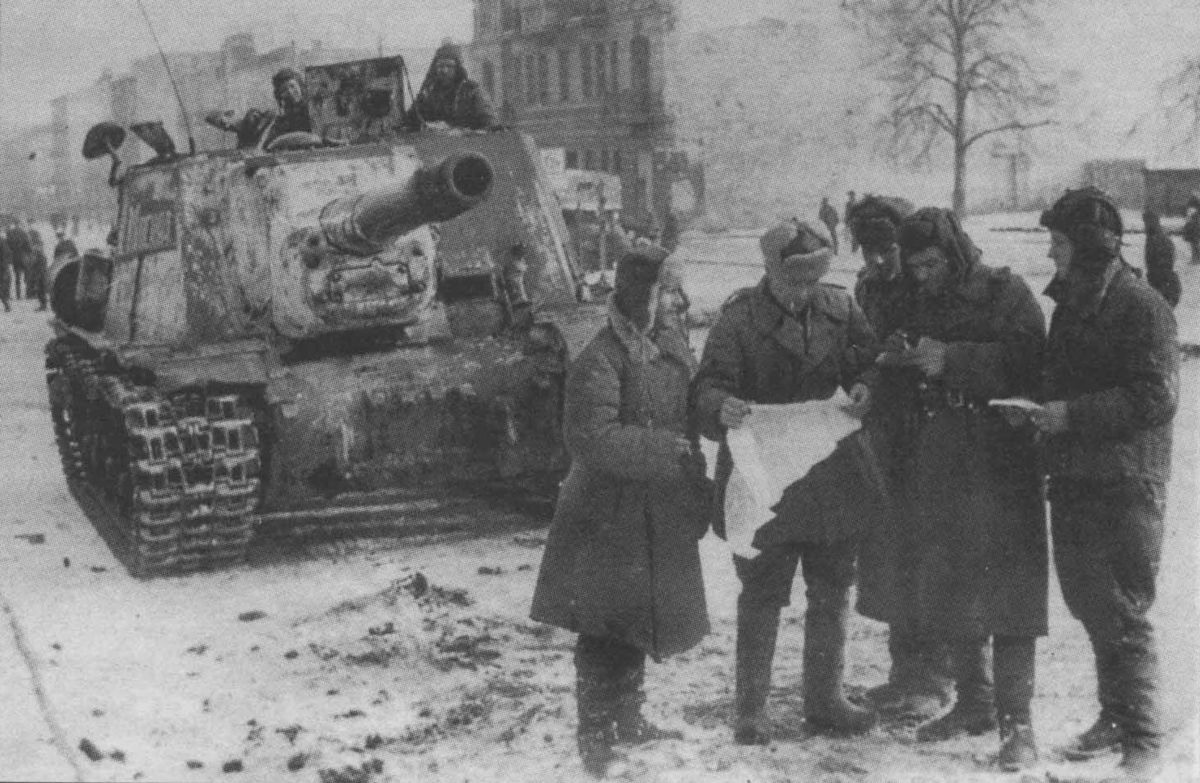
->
xmin=692 ymin=221 xmax=879 ymax=744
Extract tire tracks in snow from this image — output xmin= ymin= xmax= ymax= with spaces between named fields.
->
xmin=0 ymin=591 xmax=85 ymax=782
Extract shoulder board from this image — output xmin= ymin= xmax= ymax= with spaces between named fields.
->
xmin=813 ymin=283 xmax=852 ymax=319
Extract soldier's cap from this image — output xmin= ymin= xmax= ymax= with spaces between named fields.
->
xmin=272 ymin=68 xmax=304 ymax=100
xmin=898 ymin=207 xmax=980 ymax=280
xmin=1040 ymin=187 xmax=1122 ymax=270
xmin=848 ymin=196 xmax=914 ymax=251
xmin=615 ymin=244 xmax=670 ymax=295
xmin=761 ymin=221 xmax=833 ymax=277
xmin=434 ymin=42 xmax=465 ymax=65
xmin=272 ymin=68 xmax=302 ymax=88
xmin=1040 ymin=187 xmax=1123 ymax=237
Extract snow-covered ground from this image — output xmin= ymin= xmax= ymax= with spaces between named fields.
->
xmin=0 ymin=217 xmax=1197 ymax=783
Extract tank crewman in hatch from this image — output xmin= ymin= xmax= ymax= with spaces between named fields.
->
xmin=875 ymin=208 xmax=1046 ymax=771
xmin=404 ymin=42 xmax=498 ymax=132
xmin=264 ymin=68 xmax=315 ymax=145
xmin=530 ymin=245 xmax=709 ymax=778
xmin=692 ymin=221 xmax=879 ymax=745
xmin=205 ymin=68 xmax=313 ymax=150
xmin=1034 ymin=188 xmax=1177 ymax=780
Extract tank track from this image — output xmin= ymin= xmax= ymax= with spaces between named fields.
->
xmin=46 ymin=340 xmax=263 ymax=577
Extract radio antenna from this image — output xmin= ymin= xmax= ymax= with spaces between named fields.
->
xmin=133 ymin=0 xmax=196 ymax=154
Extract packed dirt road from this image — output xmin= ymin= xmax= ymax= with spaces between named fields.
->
xmin=1 ymin=222 xmax=1197 ymax=782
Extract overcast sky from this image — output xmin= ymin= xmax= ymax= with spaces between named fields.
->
xmin=1 ymin=0 xmax=1196 ymax=159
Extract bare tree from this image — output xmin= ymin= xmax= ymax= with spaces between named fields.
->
xmin=1157 ymin=58 xmax=1200 ymax=150
xmin=846 ymin=0 xmax=1055 ymax=214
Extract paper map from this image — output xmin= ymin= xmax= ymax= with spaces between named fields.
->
xmin=724 ymin=392 xmax=861 ymax=557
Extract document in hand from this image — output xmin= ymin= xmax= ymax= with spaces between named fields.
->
xmin=987 ymin=397 xmax=1044 ymax=413
xmin=724 ymin=392 xmax=861 ymax=558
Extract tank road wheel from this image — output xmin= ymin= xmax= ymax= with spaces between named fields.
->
xmin=45 ymin=342 xmax=85 ymax=481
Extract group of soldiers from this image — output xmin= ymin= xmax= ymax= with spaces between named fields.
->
xmin=531 ymin=187 xmax=1177 ymax=782
xmin=0 ymin=220 xmax=81 ymax=313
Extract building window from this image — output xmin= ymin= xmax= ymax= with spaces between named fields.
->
xmin=537 ymin=53 xmax=550 ymax=105
xmin=609 ymin=41 xmax=619 ymax=93
xmin=631 ymin=35 xmax=650 ymax=95
xmin=595 ymin=44 xmax=607 ymax=96
xmin=565 ymin=150 xmax=579 ymax=169
xmin=526 ymin=54 xmax=538 ymax=105
xmin=558 ymin=49 xmax=571 ymax=102
xmin=481 ymin=60 xmax=496 ymax=98
xmin=580 ymin=44 xmax=592 ymax=99
xmin=583 ymin=149 xmax=595 ymax=170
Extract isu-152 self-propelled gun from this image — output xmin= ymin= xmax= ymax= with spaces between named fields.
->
xmin=45 ymin=56 xmax=608 ymax=576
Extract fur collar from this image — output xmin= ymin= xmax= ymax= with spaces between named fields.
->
xmin=606 ymin=294 xmax=696 ymax=369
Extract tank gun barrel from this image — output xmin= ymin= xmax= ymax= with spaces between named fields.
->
xmin=320 ymin=153 xmax=494 ymax=256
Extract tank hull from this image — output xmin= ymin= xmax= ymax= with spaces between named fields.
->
xmin=46 ymin=127 xmax=608 ymax=576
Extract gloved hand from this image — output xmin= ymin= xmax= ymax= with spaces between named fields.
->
xmin=846 ymin=382 xmax=872 ymax=417
xmin=912 ymin=336 xmax=948 ymax=377
xmin=720 ymin=397 xmax=752 ymax=429
xmin=876 ymin=330 xmax=916 ymax=367
xmin=1031 ymin=400 xmax=1069 ymax=434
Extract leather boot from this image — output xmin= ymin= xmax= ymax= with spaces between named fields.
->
xmin=998 ymin=716 xmax=1038 ymax=771
xmin=873 ymin=629 xmax=953 ymax=720
xmin=575 ymin=638 xmax=619 ymax=777
xmin=733 ymin=602 xmax=780 ymax=745
xmin=866 ymin=625 xmax=917 ymax=705
xmin=1108 ymin=636 xmax=1163 ymax=764
xmin=612 ymin=659 xmax=682 ymax=744
xmin=802 ymin=582 xmax=878 ymax=735
xmin=916 ymin=637 xmax=996 ymax=742
xmin=994 ymin=635 xmax=1037 ymax=770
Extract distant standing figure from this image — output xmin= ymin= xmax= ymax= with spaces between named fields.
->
xmin=845 ymin=190 xmax=858 ymax=253
xmin=53 ymin=231 xmax=79 ymax=261
xmin=405 ymin=42 xmax=498 ymax=131
xmin=1181 ymin=205 xmax=1200 ymax=265
xmin=1142 ymin=211 xmax=1180 ymax=308
xmin=819 ymin=197 xmax=840 ymax=254
xmin=0 ymin=231 xmax=10 ymax=312
xmin=6 ymin=222 xmax=31 ymax=300
xmin=660 ymin=211 xmax=680 ymax=253
xmin=27 ymin=230 xmax=49 ymax=311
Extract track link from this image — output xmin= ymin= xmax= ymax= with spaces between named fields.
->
xmin=46 ymin=340 xmax=262 ymax=577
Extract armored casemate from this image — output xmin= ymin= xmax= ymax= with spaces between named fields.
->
xmin=46 ymin=56 xmax=606 ymax=576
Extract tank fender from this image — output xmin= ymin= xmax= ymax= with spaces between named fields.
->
xmin=116 ymin=341 xmax=277 ymax=395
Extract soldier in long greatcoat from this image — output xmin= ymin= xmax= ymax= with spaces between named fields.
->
xmin=530 ymin=247 xmax=709 ymax=777
xmin=846 ymin=195 xmax=956 ymax=723
xmin=868 ymin=207 xmax=1046 ymax=771
xmin=692 ymin=221 xmax=879 ymax=744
